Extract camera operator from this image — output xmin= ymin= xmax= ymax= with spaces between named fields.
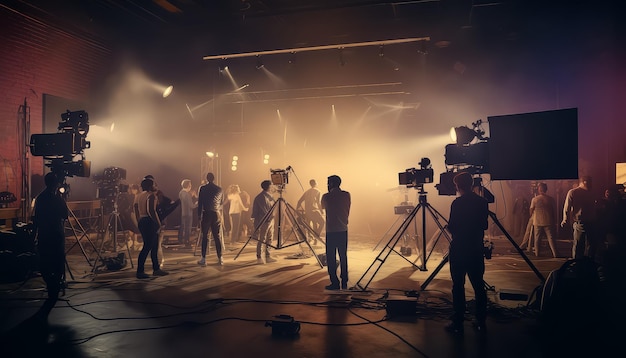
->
xmin=445 ymin=172 xmax=489 ymax=334
xmin=32 ymin=172 xmax=68 ymax=319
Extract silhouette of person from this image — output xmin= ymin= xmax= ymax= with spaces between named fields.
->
xmin=252 ymin=180 xmax=276 ymax=264
xmin=321 ymin=175 xmax=351 ymax=290
xmin=561 ymin=176 xmax=597 ymax=260
xmin=32 ymin=172 xmax=68 ymax=318
xmin=197 ymin=172 xmax=224 ymax=266
xmin=529 ymin=183 xmax=558 ymax=257
xmin=445 ymin=172 xmax=489 ymax=334
xmin=178 ymin=179 xmax=196 ymax=248
xmin=297 ymin=179 xmax=325 ymax=242
xmin=134 ymin=178 xmax=169 ymax=278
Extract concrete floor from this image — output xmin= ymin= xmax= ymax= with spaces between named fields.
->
xmin=1 ymin=232 xmax=624 ymax=358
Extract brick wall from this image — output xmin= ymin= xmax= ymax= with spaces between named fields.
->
xmin=0 ymin=5 xmax=111 ymax=212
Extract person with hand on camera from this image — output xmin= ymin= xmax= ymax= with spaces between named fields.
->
xmin=134 ymin=177 xmax=169 ymax=278
xmin=445 ymin=172 xmax=489 ymax=334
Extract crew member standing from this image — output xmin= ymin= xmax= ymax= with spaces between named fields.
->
xmin=445 ymin=172 xmax=489 ymax=334
xmin=32 ymin=172 xmax=68 ymax=318
xmin=321 ymin=175 xmax=351 ymax=290
xmin=197 ymin=173 xmax=224 ymax=266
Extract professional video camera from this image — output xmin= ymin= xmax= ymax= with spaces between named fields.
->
xmin=29 ymin=110 xmax=91 ymax=178
xmin=270 ymin=166 xmax=292 ymax=190
xmin=93 ymin=167 xmax=128 ymax=214
xmin=398 ymin=158 xmax=434 ymax=188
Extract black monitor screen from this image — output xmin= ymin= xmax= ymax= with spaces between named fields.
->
xmin=488 ymin=108 xmax=578 ymax=180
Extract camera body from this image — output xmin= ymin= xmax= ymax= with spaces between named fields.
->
xmin=398 ymin=158 xmax=434 ymax=188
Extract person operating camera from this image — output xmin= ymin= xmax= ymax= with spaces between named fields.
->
xmin=445 ymin=172 xmax=489 ymax=334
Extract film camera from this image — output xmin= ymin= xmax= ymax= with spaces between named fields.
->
xmin=398 ymin=158 xmax=434 ymax=188
xmin=270 ymin=166 xmax=292 ymax=189
xmin=29 ymin=110 xmax=91 ymax=178
xmin=93 ymin=167 xmax=128 ymax=214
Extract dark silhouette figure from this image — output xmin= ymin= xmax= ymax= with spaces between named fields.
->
xmin=197 ymin=172 xmax=224 ymax=266
xmin=252 ymin=180 xmax=276 ymax=264
xmin=445 ymin=172 xmax=489 ymax=334
xmin=321 ymin=175 xmax=351 ymax=290
xmin=562 ymin=176 xmax=597 ymax=260
xmin=32 ymin=172 xmax=68 ymax=319
xmin=134 ymin=178 xmax=169 ymax=278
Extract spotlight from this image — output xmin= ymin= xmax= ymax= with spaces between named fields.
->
xmin=288 ymin=52 xmax=296 ymax=65
xmin=450 ymin=126 xmax=477 ymax=145
xmin=256 ymin=55 xmax=264 ymax=70
xmin=162 ymin=85 xmax=173 ymax=98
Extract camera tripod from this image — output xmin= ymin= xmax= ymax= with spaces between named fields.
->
xmin=420 ymin=210 xmax=546 ymax=290
xmin=93 ymin=198 xmax=134 ymax=273
xmin=234 ymin=188 xmax=324 ymax=268
xmin=355 ymin=185 xmax=452 ymax=291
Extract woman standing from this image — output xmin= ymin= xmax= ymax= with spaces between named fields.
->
xmin=134 ymin=178 xmax=169 ymax=278
xmin=227 ymin=184 xmax=248 ymax=246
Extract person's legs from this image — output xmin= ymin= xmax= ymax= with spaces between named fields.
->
xmin=230 ymin=213 xmax=241 ymax=245
xmin=572 ymin=222 xmax=586 ymax=259
xmin=449 ymin=255 xmax=467 ymax=325
xmin=543 ymin=225 xmax=558 ymax=257
xmin=326 ymin=232 xmax=340 ymax=288
xmin=209 ymin=211 xmax=223 ymax=260
xmin=336 ymin=231 xmax=348 ymax=288
xmin=137 ymin=217 xmax=152 ymax=273
xmin=148 ymin=223 xmax=161 ymax=272
xmin=199 ymin=213 xmax=209 ymax=264
xmin=467 ymin=256 xmax=487 ymax=325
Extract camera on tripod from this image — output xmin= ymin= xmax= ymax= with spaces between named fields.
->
xmin=270 ymin=166 xmax=291 ymax=189
xmin=398 ymin=158 xmax=434 ymax=188
xmin=29 ymin=110 xmax=91 ymax=178
xmin=93 ymin=167 xmax=128 ymax=214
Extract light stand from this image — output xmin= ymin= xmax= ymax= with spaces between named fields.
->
xmin=234 ymin=185 xmax=324 ymax=268
xmin=93 ymin=194 xmax=134 ymax=273
xmin=64 ymin=204 xmax=105 ymax=280
xmin=355 ymin=184 xmax=450 ymax=291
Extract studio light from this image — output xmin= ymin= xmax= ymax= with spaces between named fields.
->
xmin=162 ymin=85 xmax=173 ymax=98
xmin=256 ymin=55 xmax=265 ymax=70
xmin=450 ymin=126 xmax=477 ymax=145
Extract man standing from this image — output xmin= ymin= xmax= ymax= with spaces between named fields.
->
xmin=197 ymin=173 xmax=224 ymax=266
xmin=321 ymin=175 xmax=351 ymax=290
xmin=530 ymin=183 xmax=558 ymax=257
xmin=32 ymin=172 xmax=68 ymax=318
xmin=252 ymin=180 xmax=276 ymax=264
xmin=562 ymin=176 xmax=597 ymax=260
xmin=446 ymin=172 xmax=489 ymax=334
xmin=297 ymin=179 xmax=325 ymax=242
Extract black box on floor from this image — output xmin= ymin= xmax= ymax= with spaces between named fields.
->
xmin=499 ymin=289 xmax=528 ymax=301
xmin=385 ymin=295 xmax=417 ymax=317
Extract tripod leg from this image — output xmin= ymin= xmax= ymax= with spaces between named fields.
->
xmin=284 ymin=203 xmax=324 ymax=268
xmin=489 ymin=211 xmax=545 ymax=282
xmin=234 ymin=200 xmax=279 ymax=260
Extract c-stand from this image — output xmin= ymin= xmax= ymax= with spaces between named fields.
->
xmin=234 ymin=186 xmax=324 ymax=268
xmin=93 ymin=195 xmax=134 ymax=273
